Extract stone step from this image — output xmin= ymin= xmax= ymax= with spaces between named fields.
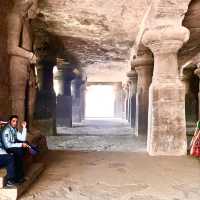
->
xmin=0 ymin=163 xmax=44 ymax=200
xmin=0 ymin=168 xmax=7 ymax=188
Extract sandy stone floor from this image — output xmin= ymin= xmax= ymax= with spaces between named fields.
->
xmin=21 ymin=151 xmax=200 ymax=200
xmin=48 ymin=118 xmax=146 ymax=152
xmin=20 ymin=118 xmax=200 ymax=200
xmin=57 ymin=118 xmax=135 ymax=136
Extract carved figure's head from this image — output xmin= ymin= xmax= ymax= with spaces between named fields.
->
xmin=28 ymin=0 xmax=39 ymax=19
xmin=12 ymin=0 xmax=39 ymax=19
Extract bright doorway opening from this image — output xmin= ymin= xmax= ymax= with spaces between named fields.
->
xmin=86 ymin=85 xmax=115 ymax=118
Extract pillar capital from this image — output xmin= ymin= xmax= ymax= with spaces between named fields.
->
xmin=126 ymin=70 xmax=137 ymax=82
xmin=131 ymin=54 xmax=153 ymax=69
xmin=113 ymin=82 xmax=122 ymax=91
xmin=180 ymin=74 xmax=190 ymax=82
xmin=142 ymin=26 xmax=190 ymax=55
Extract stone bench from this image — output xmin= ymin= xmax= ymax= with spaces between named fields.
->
xmin=0 ymin=131 xmax=47 ymax=199
xmin=0 ymin=163 xmax=44 ymax=200
xmin=0 ymin=168 xmax=7 ymax=188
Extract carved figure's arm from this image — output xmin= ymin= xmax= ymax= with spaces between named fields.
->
xmin=7 ymin=15 xmax=33 ymax=60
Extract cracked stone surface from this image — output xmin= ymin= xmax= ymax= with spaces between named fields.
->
xmin=20 ymin=151 xmax=200 ymax=200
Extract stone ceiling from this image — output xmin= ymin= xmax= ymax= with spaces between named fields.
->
xmin=32 ymin=0 xmax=200 ymax=82
xmin=180 ymin=0 xmax=200 ymax=65
xmin=33 ymin=0 xmax=150 ymax=82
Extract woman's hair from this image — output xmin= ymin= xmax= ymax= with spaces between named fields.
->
xmin=9 ymin=115 xmax=19 ymax=121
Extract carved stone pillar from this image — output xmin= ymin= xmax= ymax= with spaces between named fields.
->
xmin=127 ymin=70 xmax=138 ymax=128
xmin=35 ymin=60 xmax=56 ymax=135
xmin=113 ymin=82 xmax=123 ymax=118
xmin=71 ymin=78 xmax=82 ymax=123
xmin=194 ymin=67 xmax=200 ymax=120
xmin=80 ymin=81 xmax=87 ymax=121
xmin=180 ymin=72 xmax=198 ymax=125
xmin=127 ymin=81 xmax=132 ymax=123
xmin=123 ymin=83 xmax=129 ymax=121
xmin=54 ymin=62 xmax=75 ymax=128
xmin=142 ymin=26 xmax=189 ymax=156
xmin=132 ymin=55 xmax=153 ymax=136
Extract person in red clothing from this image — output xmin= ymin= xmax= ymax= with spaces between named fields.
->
xmin=190 ymin=120 xmax=200 ymax=157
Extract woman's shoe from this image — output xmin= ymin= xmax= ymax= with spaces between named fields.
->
xmin=6 ymin=180 xmax=16 ymax=187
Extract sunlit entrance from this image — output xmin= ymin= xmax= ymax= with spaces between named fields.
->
xmin=85 ymin=84 xmax=115 ymax=118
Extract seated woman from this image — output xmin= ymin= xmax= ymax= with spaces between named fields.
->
xmin=0 ymin=121 xmax=16 ymax=187
xmin=1 ymin=115 xmax=29 ymax=183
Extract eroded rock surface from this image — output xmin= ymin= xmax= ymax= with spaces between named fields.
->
xmin=33 ymin=0 xmax=150 ymax=81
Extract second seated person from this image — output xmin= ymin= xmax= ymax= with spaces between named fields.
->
xmin=2 ymin=115 xmax=29 ymax=183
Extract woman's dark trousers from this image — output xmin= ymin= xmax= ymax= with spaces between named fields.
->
xmin=0 ymin=154 xmax=16 ymax=181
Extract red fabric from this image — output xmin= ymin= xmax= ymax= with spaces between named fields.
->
xmin=190 ymin=132 xmax=200 ymax=157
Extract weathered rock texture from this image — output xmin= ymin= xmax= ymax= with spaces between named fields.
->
xmin=32 ymin=0 xmax=150 ymax=82
xmin=0 ymin=1 xmax=12 ymax=118
xmin=181 ymin=0 xmax=200 ymax=65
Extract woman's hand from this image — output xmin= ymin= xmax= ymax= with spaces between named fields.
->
xmin=29 ymin=52 xmax=37 ymax=64
xmin=22 ymin=143 xmax=29 ymax=148
xmin=21 ymin=121 xmax=27 ymax=129
xmin=0 ymin=121 xmax=7 ymax=125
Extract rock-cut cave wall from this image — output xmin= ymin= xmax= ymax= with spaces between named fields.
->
xmin=0 ymin=1 xmax=12 ymax=119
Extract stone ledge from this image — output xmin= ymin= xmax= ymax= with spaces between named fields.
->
xmin=0 ymin=163 xmax=44 ymax=200
xmin=0 ymin=168 xmax=7 ymax=188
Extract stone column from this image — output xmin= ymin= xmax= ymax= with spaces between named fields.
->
xmin=113 ymin=82 xmax=123 ymax=118
xmin=127 ymin=81 xmax=132 ymax=123
xmin=142 ymin=26 xmax=189 ymax=156
xmin=132 ymin=55 xmax=153 ymax=136
xmin=71 ymin=78 xmax=82 ymax=123
xmin=121 ymin=85 xmax=126 ymax=119
xmin=127 ymin=70 xmax=138 ymax=128
xmin=124 ymin=83 xmax=129 ymax=121
xmin=54 ymin=62 xmax=75 ymax=128
xmin=80 ymin=81 xmax=86 ymax=121
xmin=194 ymin=67 xmax=200 ymax=120
xmin=181 ymin=72 xmax=198 ymax=125
xmin=35 ymin=60 xmax=56 ymax=135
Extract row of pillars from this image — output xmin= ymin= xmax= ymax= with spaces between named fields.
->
xmin=115 ymin=26 xmax=190 ymax=156
xmin=122 ymin=54 xmax=153 ymax=137
xmin=35 ymin=59 xmax=86 ymax=135
xmin=54 ymin=61 xmax=86 ymax=127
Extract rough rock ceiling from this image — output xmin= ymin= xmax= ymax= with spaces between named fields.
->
xmin=180 ymin=0 xmax=200 ymax=65
xmin=33 ymin=0 xmax=150 ymax=82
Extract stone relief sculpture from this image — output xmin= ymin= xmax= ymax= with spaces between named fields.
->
xmin=7 ymin=0 xmax=39 ymax=128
